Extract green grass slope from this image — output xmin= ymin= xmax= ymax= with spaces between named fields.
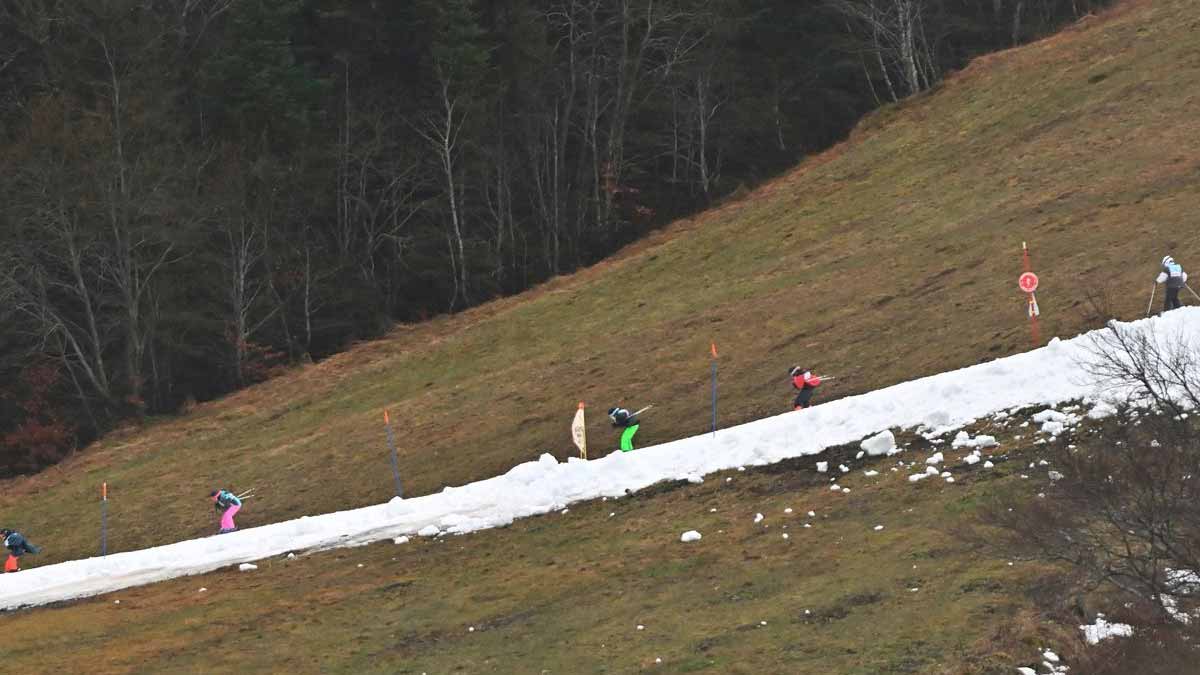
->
xmin=3 ymin=429 xmax=1072 ymax=674
xmin=2 ymin=0 xmax=1197 ymax=570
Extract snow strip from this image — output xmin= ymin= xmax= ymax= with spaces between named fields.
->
xmin=3 ymin=309 xmax=1199 ymax=611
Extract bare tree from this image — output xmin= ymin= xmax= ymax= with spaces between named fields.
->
xmin=829 ymin=0 xmax=939 ymax=98
xmin=1081 ymin=321 xmax=1200 ymax=418
xmin=984 ymin=411 xmax=1200 ymax=626
xmin=984 ymin=323 xmax=1200 ymax=626
xmin=221 ymin=216 xmax=274 ymax=386
xmin=415 ymin=68 xmax=472 ymax=311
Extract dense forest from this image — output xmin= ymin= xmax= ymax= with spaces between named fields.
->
xmin=0 ymin=0 xmax=1104 ymax=475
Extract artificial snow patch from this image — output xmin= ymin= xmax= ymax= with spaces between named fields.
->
xmin=807 ymin=511 xmax=816 ymax=518
xmin=983 ymin=461 xmax=995 ymax=468
xmin=963 ymin=451 xmax=982 ymax=465
xmin=816 ymin=461 xmax=828 ymax=473
xmin=198 ymin=587 xmax=207 ymax=593
xmin=1080 ymin=615 xmax=1134 ymax=644
xmin=782 ymin=533 xmax=789 ymax=540
xmin=860 ymin=430 xmax=897 ymax=456
xmin=680 ymin=530 xmax=702 ymax=543
xmin=839 ymin=464 xmax=850 ymax=473
xmin=863 ymin=470 xmax=879 ymax=477
xmin=830 ymin=484 xmax=842 ymax=491
xmin=238 ymin=563 xmax=257 ymax=572
xmin=287 ymin=552 xmax=297 ymax=559
xmin=417 ymin=525 xmax=441 ymax=537
xmin=925 ymin=452 xmax=944 ymax=466
xmin=908 ymin=473 xmax=929 ymax=483
xmin=686 ymin=475 xmax=703 ymax=484
xmin=784 ymin=508 xmax=793 ymax=514
xmin=637 ymin=624 xmax=645 ymax=631
xmin=754 ymin=513 xmax=764 ymax=524
xmin=7 ymin=310 xmax=1200 ymax=611
xmin=873 ymin=525 xmax=884 ymax=531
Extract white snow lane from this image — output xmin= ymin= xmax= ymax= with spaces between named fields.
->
xmin=3 ymin=309 xmax=1198 ymax=610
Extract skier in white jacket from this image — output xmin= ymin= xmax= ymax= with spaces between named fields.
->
xmin=1156 ymin=255 xmax=1188 ymax=313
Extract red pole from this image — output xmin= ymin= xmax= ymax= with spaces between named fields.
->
xmin=1022 ymin=242 xmax=1040 ymax=346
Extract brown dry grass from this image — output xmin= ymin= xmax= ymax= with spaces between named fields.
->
xmin=0 ymin=0 xmax=1195 ymax=616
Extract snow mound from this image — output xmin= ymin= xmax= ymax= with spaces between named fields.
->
xmin=1080 ymin=615 xmax=1133 ymax=645
xmin=951 ymin=431 xmax=998 ymax=449
xmin=238 ymin=563 xmax=257 ymax=572
xmin=860 ymin=430 xmax=897 ymax=456
xmin=680 ymin=530 xmax=702 ymax=543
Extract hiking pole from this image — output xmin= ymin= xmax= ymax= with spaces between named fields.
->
xmin=1146 ymin=283 xmax=1156 ymax=317
xmin=1186 ymin=283 xmax=1200 ymax=303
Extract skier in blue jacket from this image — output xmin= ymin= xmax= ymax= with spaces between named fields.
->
xmin=1157 ymin=255 xmax=1189 ymax=313
xmin=2 ymin=528 xmax=40 ymax=572
xmin=210 ymin=489 xmax=242 ymax=534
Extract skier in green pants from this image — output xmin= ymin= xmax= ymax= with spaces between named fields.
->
xmin=608 ymin=406 xmax=642 ymax=452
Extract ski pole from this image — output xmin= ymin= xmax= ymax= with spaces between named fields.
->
xmin=237 ymin=488 xmax=255 ymax=499
xmin=1186 ymin=283 xmax=1200 ymax=303
xmin=1146 ymin=283 xmax=1156 ymax=317
xmin=631 ymin=405 xmax=654 ymax=417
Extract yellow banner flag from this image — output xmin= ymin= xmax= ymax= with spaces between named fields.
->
xmin=572 ymin=402 xmax=587 ymax=460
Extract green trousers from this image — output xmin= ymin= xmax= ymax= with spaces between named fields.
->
xmin=620 ymin=424 xmax=640 ymax=452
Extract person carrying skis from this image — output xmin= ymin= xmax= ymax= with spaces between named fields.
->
xmin=2 ymin=528 xmax=40 ymax=573
xmin=1157 ymin=255 xmax=1188 ymax=313
xmin=790 ymin=366 xmax=822 ymax=410
xmin=608 ymin=406 xmax=641 ymax=452
xmin=210 ymin=489 xmax=242 ymax=534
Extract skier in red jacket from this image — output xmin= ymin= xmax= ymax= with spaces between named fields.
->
xmin=790 ymin=366 xmax=822 ymax=410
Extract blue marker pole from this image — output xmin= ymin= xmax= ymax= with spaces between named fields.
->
xmin=384 ymin=410 xmax=404 ymax=498
xmin=710 ymin=343 xmax=719 ymax=437
xmin=101 ymin=482 xmax=108 ymax=556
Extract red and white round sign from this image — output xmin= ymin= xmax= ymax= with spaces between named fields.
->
xmin=1018 ymin=272 xmax=1039 ymax=293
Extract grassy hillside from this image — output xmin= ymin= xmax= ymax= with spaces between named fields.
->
xmin=1 ymin=0 xmax=1196 ymax=586
xmin=2 ymin=1 xmax=1197 ymax=671
xmin=2 ymin=426 xmax=1078 ymax=673
xmin=3 ymin=0 xmax=1198 ymax=568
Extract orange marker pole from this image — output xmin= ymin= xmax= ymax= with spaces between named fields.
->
xmin=101 ymin=482 xmax=108 ymax=556
xmin=710 ymin=342 xmax=719 ymax=437
xmin=384 ymin=410 xmax=403 ymax=498
xmin=1022 ymin=242 xmax=1041 ymax=346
